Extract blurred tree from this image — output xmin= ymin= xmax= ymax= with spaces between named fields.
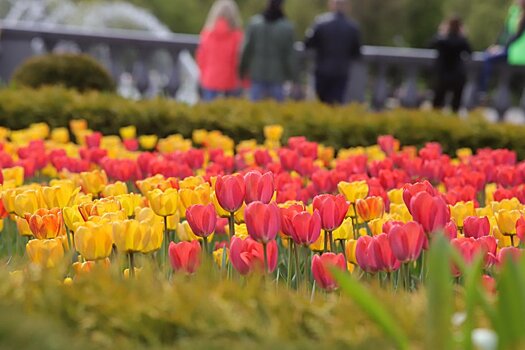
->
xmin=404 ymin=0 xmax=443 ymax=48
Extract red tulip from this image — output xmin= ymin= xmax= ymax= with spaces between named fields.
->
xmin=279 ymin=204 xmax=304 ymax=237
xmin=377 ymin=135 xmax=399 ymax=155
xmin=409 ymin=192 xmax=450 ymax=234
xmin=355 ymin=235 xmax=377 ymax=273
xmin=244 ymin=171 xmax=274 ymax=204
xmin=168 ymin=241 xmax=201 ymax=274
xmin=312 ymin=194 xmax=349 ymax=232
xmin=516 ymin=217 xmax=525 ymax=241
xmin=463 ymin=216 xmax=490 ymax=239
xmin=444 ymin=221 xmax=458 ymax=240
xmin=370 ymin=234 xmax=401 ymax=272
xmin=186 ymin=204 xmax=217 ymax=238
xmin=245 ymin=202 xmax=281 ymax=243
xmin=215 ymin=174 xmax=245 ymax=212
xmin=451 ymin=236 xmax=497 ymax=276
xmin=85 ymin=132 xmax=102 ymax=148
xmin=387 ymin=221 xmax=426 ymax=263
xmin=402 ymin=180 xmax=436 ymax=208
xmin=497 ymin=246 xmax=521 ymax=266
xmin=311 ymin=253 xmax=346 ymax=291
xmin=289 ymin=210 xmax=322 ymax=245
xmin=481 ymin=275 xmax=496 ymax=295
xmin=229 ymin=236 xmax=278 ymax=274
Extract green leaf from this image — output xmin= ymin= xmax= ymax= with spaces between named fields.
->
xmin=426 ymin=234 xmax=453 ymax=350
xmin=332 ymin=268 xmax=409 ymax=350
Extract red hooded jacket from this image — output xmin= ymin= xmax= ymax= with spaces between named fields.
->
xmin=196 ymin=18 xmax=243 ymax=91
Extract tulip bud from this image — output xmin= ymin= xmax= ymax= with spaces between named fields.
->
xmin=311 ymin=253 xmax=346 ymax=291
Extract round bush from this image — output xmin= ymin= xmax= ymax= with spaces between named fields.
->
xmin=12 ymin=54 xmax=115 ymax=92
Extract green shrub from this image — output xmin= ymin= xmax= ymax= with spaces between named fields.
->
xmin=1 ymin=86 xmax=525 ymax=158
xmin=12 ymin=54 xmax=115 ymax=92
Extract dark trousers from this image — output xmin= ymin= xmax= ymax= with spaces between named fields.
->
xmin=315 ymin=73 xmax=348 ymax=104
xmin=433 ymin=76 xmax=466 ymax=112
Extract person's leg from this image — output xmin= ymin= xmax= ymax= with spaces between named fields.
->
xmin=315 ymin=73 xmax=329 ymax=103
xmin=250 ymin=82 xmax=264 ymax=101
xmin=269 ymin=83 xmax=285 ymax=102
xmin=333 ymin=76 xmax=349 ymax=105
xmin=433 ymin=78 xmax=447 ymax=109
xmin=225 ymin=89 xmax=242 ymax=98
xmin=479 ymin=51 xmax=508 ymax=93
xmin=201 ymin=88 xmax=220 ymax=102
xmin=451 ymin=78 xmax=466 ymax=113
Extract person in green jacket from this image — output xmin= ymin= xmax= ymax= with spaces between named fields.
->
xmin=239 ymin=0 xmax=297 ymax=102
xmin=478 ymin=0 xmax=525 ymax=93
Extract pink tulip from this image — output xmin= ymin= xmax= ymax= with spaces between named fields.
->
xmin=409 ymin=192 xmax=450 ymax=234
xmin=215 ymin=174 xmax=245 ymax=212
xmin=370 ymin=234 xmax=401 ymax=272
xmin=244 ymin=171 xmax=274 ymax=204
xmin=444 ymin=221 xmax=458 ymax=240
xmin=355 ymin=235 xmax=377 ymax=273
xmin=244 ymin=202 xmax=281 ymax=243
xmin=497 ymin=246 xmax=521 ymax=266
xmin=186 ymin=204 xmax=217 ymax=238
xmin=463 ymin=216 xmax=490 ymax=239
xmin=289 ymin=210 xmax=322 ymax=246
xmin=279 ymin=204 xmax=304 ymax=237
xmin=387 ymin=221 xmax=426 ymax=263
xmin=311 ymin=253 xmax=346 ymax=291
xmin=402 ymin=180 xmax=436 ymax=208
xmin=229 ymin=236 xmax=278 ymax=274
xmin=168 ymin=241 xmax=201 ymax=274
xmin=312 ymin=194 xmax=349 ymax=231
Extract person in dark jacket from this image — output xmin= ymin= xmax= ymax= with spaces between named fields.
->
xmin=304 ymin=0 xmax=361 ymax=104
xmin=239 ymin=0 xmax=297 ymax=102
xmin=430 ymin=16 xmax=472 ymax=113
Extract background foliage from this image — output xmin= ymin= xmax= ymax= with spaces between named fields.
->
xmin=126 ymin=0 xmax=512 ymax=49
xmin=2 ymin=87 xmax=525 ymax=159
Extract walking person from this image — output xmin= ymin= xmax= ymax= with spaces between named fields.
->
xmin=239 ymin=0 xmax=297 ymax=102
xmin=196 ymin=0 xmax=243 ymax=101
xmin=430 ymin=16 xmax=472 ymax=113
xmin=478 ymin=0 xmax=525 ymax=98
xmin=304 ymin=0 xmax=361 ymax=105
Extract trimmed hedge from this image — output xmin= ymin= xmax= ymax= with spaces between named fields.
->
xmin=12 ymin=54 xmax=115 ymax=92
xmin=1 ymin=86 xmax=525 ymax=158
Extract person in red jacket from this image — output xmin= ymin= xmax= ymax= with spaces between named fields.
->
xmin=196 ymin=0 xmax=244 ymax=101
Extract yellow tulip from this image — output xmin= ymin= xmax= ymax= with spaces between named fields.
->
xmin=42 ymin=183 xmax=80 ymax=208
xmin=16 ymin=216 xmax=32 ymax=237
xmin=138 ymin=135 xmax=158 ymax=150
xmin=86 ymin=198 xmax=122 ymax=217
xmin=26 ymin=238 xmax=65 ymax=268
xmin=263 ymin=124 xmax=284 ymax=141
xmin=100 ymin=210 xmax=128 ymax=222
xmin=74 ymin=193 xmax=93 ymax=205
xmin=136 ymin=175 xmax=165 ymax=196
xmin=456 ymin=148 xmax=472 ymax=162
xmin=213 ymin=248 xmax=229 ymax=268
xmin=112 ymin=220 xmax=144 ymax=253
xmin=234 ymin=203 xmax=246 ymax=224
xmin=74 ymin=221 xmax=114 ymax=261
xmin=102 ymin=181 xmax=128 ymax=197
xmin=491 ymin=198 xmax=522 ymax=212
xmin=345 ymin=239 xmax=358 ymax=264
xmin=2 ymin=167 xmax=24 ymax=187
xmin=178 ymin=183 xmax=211 ymax=217
xmin=177 ymin=221 xmax=200 ymax=242
xmin=2 ymin=188 xmax=22 ymax=214
xmin=484 ymin=184 xmax=497 ymax=206
xmin=233 ymin=223 xmax=249 ymax=239
xmin=476 ymin=206 xmax=493 ymax=218
xmin=338 ymin=181 xmax=369 ymax=203
xmin=135 ymin=207 xmax=163 ymax=225
xmin=79 ymin=170 xmax=108 ymax=196
xmin=116 ymin=193 xmax=143 ymax=217
xmin=332 ymin=217 xmax=353 ymax=241
xmin=387 ymin=188 xmax=404 ymax=205
xmin=51 ymin=127 xmax=70 ymax=144
xmin=310 ymin=231 xmax=326 ymax=252
xmin=389 ymin=203 xmax=413 ymax=222
xmin=69 ymin=119 xmax=88 ymax=134
xmin=14 ymin=190 xmax=42 ymax=217
xmin=178 ymin=176 xmax=205 ymax=190
xmin=450 ymin=201 xmax=476 ymax=228
xmin=140 ymin=219 xmax=164 ymax=253
xmin=495 ymin=210 xmax=522 ymax=235
xmin=147 ymin=188 xmax=179 ymax=217
xmin=369 ymin=217 xmax=388 ymax=236
xmin=192 ymin=129 xmax=208 ymax=145
xmin=62 ymin=205 xmax=85 ymax=230
xmin=119 ymin=125 xmax=137 ymax=140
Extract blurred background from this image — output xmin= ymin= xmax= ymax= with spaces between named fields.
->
xmin=0 ymin=0 xmax=513 ymax=49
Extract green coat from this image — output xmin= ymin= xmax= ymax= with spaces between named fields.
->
xmin=239 ymin=15 xmax=298 ymax=83
xmin=505 ymin=5 xmax=525 ymax=65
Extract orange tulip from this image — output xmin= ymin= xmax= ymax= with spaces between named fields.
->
xmin=356 ymin=196 xmax=385 ymax=222
xmin=25 ymin=208 xmax=64 ymax=239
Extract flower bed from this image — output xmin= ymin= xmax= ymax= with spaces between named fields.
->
xmin=2 ymin=87 xmax=525 ymax=158
xmin=0 ymin=121 xmax=524 ymax=348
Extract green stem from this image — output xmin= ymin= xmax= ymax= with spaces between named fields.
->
xmin=287 ymin=239 xmax=293 ymax=288
xmin=203 ymin=236 xmax=209 ymax=254
xmin=339 ymin=240 xmax=347 ymax=262
xmin=262 ymin=242 xmax=268 ymax=274
xmin=163 ymin=216 xmax=169 ymax=277
xmin=228 ymin=212 xmax=235 ymax=238
xmin=323 ymin=231 xmax=329 ymax=252
xmin=327 ymin=230 xmax=334 ymax=252
xmin=303 ymin=245 xmax=310 ymax=289
xmin=128 ymin=252 xmax=135 ymax=278
xmin=294 ymin=242 xmax=300 ymax=288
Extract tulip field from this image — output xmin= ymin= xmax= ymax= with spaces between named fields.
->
xmin=3 ymin=120 xmax=525 ymax=349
